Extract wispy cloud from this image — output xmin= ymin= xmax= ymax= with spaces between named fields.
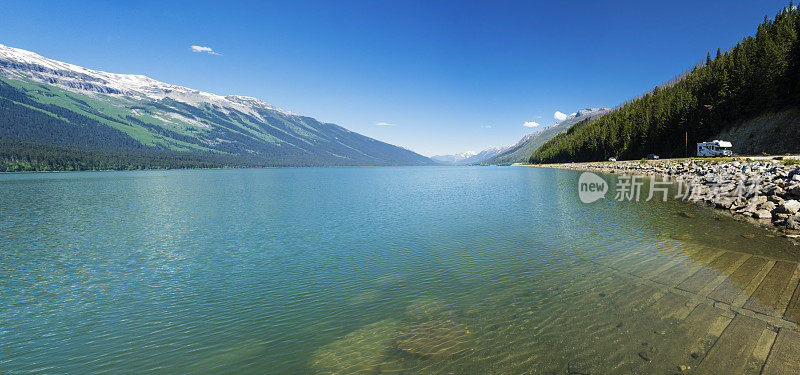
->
xmin=523 ymin=121 xmax=541 ymax=128
xmin=375 ymin=122 xmax=393 ymax=126
xmin=554 ymin=111 xmax=568 ymax=121
xmin=481 ymin=125 xmax=492 ymax=129
xmin=190 ymin=45 xmax=221 ymax=55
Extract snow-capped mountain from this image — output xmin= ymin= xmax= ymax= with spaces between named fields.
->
xmin=0 ymin=44 xmax=292 ymax=117
xmin=0 ymin=43 xmax=435 ymax=168
xmin=430 ymin=151 xmax=477 ymax=164
xmin=431 ymin=146 xmax=509 ymax=165
xmin=433 ymin=108 xmax=613 ymax=167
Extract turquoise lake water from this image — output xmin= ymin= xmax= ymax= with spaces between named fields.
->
xmin=2 ymin=166 xmax=798 ymax=374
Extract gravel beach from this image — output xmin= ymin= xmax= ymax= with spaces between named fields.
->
xmin=537 ymin=158 xmax=800 ymax=237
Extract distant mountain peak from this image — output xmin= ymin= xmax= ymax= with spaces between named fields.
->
xmin=481 ymin=107 xmax=613 ymax=165
xmin=431 ymin=146 xmax=509 ymax=165
xmin=571 ymin=108 xmax=611 ymax=119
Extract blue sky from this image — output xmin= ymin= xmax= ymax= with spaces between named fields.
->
xmin=0 ymin=0 xmax=792 ymax=156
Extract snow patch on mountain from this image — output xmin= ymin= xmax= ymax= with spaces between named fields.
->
xmin=482 ymin=107 xmax=613 ymax=165
xmin=0 ymin=43 xmax=295 ymax=119
xmin=431 ymin=147 xmax=509 ymax=165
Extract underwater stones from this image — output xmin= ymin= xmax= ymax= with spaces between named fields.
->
xmin=395 ymin=319 xmax=472 ymax=359
xmin=308 ymin=319 xmax=399 ymax=373
xmin=350 ymin=290 xmax=382 ymax=304
xmin=404 ymin=297 xmax=452 ymax=321
xmin=670 ymin=233 xmax=692 ymax=241
xmin=567 ymin=359 xmax=592 ymax=375
xmin=187 ymin=340 xmax=267 ymax=373
xmin=679 ymin=212 xmax=695 ymax=218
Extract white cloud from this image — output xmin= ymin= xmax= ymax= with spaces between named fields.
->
xmin=523 ymin=121 xmax=541 ymax=128
xmin=554 ymin=111 xmax=568 ymax=121
xmin=375 ymin=122 xmax=393 ymax=126
xmin=481 ymin=125 xmax=492 ymax=128
xmin=190 ymin=45 xmax=221 ymax=55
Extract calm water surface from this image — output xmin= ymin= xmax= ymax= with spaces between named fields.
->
xmin=1 ymin=166 xmax=798 ymax=373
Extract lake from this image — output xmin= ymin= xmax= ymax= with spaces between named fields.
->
xmin=2 ymin=166 xmax=800 ymax=373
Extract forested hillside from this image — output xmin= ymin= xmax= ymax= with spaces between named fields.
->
xmin=485 ymin=108 xmax=610 ymax=165
xmin=531 ymin=4 xmax=800 ymax=163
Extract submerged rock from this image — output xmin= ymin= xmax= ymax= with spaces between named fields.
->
xmin=309 ymin=319 xmax=399 ymax=373
xmin=404 ymin=297 xmax=452 ymax=321
xmin=395 ymin=319 xmax=472 ymax=359
xmin=567 ymin=359 xmax=592 ymax=375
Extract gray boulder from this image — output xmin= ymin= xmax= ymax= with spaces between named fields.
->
xmin=787 ymin=215 xmax=800 ymax=231
xmin=715 ymin=198 xmax=735 ymax=210
xmin=771 ymin=196 xmax=786 ymax=206
xmin=777 ymin=200 xmax=800 ymax=215
xmin=760 ymin=201 xmax=777 ymax=212
xmin=749 ymin=196 xmax=768 ymax=206
xmin=754 ymin=210 xmax=773 ymax=220
xmin=765 ymin=185 xmax=785 ymax=196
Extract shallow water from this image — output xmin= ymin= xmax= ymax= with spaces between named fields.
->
xmin=1 ymin=166 xmax=799 ymax=373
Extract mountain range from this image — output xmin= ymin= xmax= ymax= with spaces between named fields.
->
xmin=432 ymin=108 xmax=612 ymax=166
xmin=0 ymin=43 xmax=436 ymax=171
xmin=430 ymin=146 xmax=508 ymax=165
xmin=483 ymin=108 xmax=612 ymax=165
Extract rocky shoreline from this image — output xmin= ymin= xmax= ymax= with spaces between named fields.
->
xmin=539 ymin=158 xmax=800 ymax=238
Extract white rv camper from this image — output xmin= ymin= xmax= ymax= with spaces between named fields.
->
xmin=697 ymin=140 xmax=733 ymax=157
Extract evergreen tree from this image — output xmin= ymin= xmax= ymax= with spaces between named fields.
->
xmin=531 ymin=3 xmax=800 ymax=164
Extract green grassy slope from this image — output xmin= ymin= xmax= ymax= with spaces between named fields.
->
xmin=0 ymin=76 xmax=434 ymax=170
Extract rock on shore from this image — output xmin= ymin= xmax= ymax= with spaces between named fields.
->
xmin=542 ymin=158 xmax=800 ymax=237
